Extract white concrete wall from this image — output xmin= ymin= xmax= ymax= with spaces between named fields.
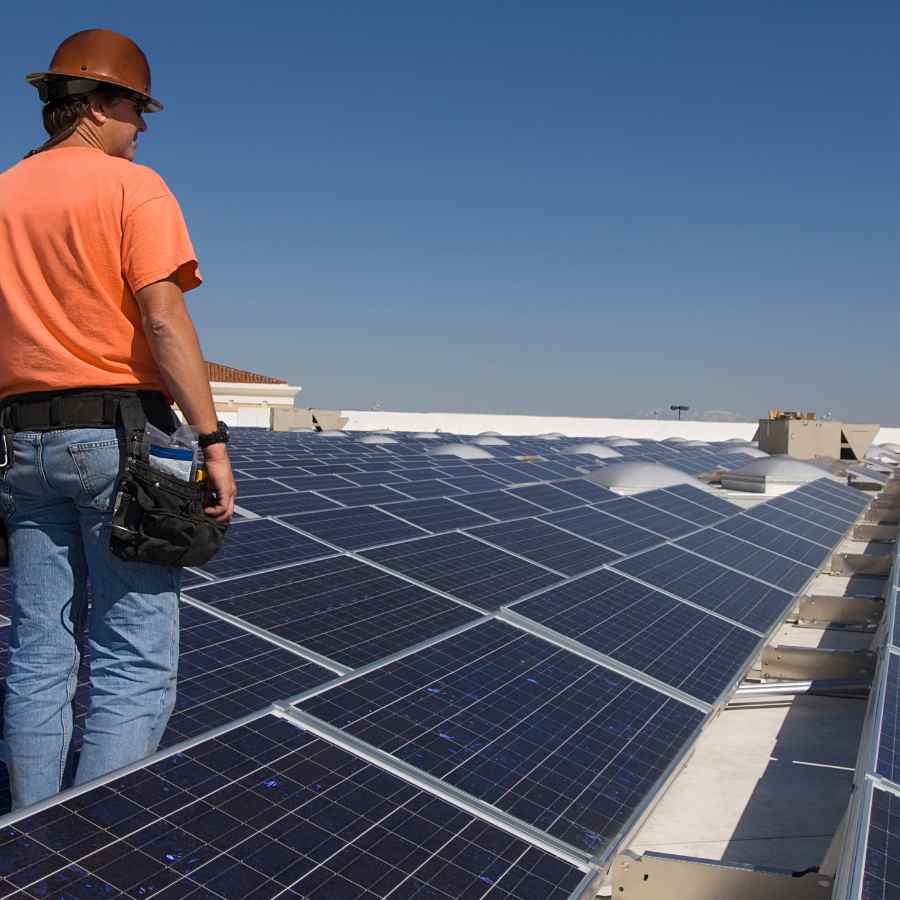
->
xmin=342 ymin=409 xmax=900 ymax=445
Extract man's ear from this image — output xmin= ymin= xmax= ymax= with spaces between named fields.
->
xmin=83 ymin=95 xmax=109 ymax=125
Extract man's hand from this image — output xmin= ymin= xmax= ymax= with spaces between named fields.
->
xmin=202 ymin=444 xmax=236 ymax=524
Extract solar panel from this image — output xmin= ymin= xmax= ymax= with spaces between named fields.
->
xmin=601 ymin=497 xmax=698 ymax=539
xmin=318 ymin=484 xmax=413 ymax=507
xmin=507 ymin=483 xmax=585 ymax=511
xmin=377 ymin=497 xmax=495 ymax=532
xmin=541 ymin=507 xmax=663 ymax=555
xmin=196 ymin=519 xmax=335 ymax=579
xmin=861 ymin=783 xmax=900 ymax=900
xmin=555 ymin=479 xmax=618 ymax=503
xmin=714 ymin=514 xmax=834 ymax=567
xmin=878 ymin=653 xmax=900 ymax=784
xmin=184 ymin=557 xmax=481 ymax=667
xmin=271 ymin=473 xmax=356 ymax=491
xmin=385 ymin=478 xmax=463 ymax=499
xmin=469 ymin=519 xmax=621 ymax=575
xmin=301 ymin=619 xmax=704 ymax=855
xmin=338 ymin=470 xmax=412 ymax=486
xmin=512 ymin=569 xmax=760 ymax=704
xmin=238 ymin=491 xmax=342 ymax=517
xmin=627 ymin=488 xmax=727 ymax=527
xmin=801 ymin=478 xmax=870 ymax=511
xmin=744 ymin=502 xmax=845 ymax=545
xmin=613 ymin=544 xmax=794 ymax=632
xmin=469 ymin=462 xmax=538 ymax=484
xmin=360 ymin=532 xmax=563 ymax=610
xmin=0 ymin=715 xmax=587 ymax=899
xmin=768 ymin=494 xmax=854 ymax=532
xmin=452 ymin=490 xmax=547 ymax=521
xmin=298 ymin=462 xmax=363 ymax=475
xmin=440 ymin=474 xmax=507 ymax=493
xmin=788 ymin=486 xmax=865 ymax=523
xmin=663 ymin=483 xmax=741 ymax=518
xmin=280 ymin=506 xmax=428 ymax=550
xmin=230 ymin=477 xmax=296 ymax=498
xmin=676 ymin=529 xmax=816 ymax=593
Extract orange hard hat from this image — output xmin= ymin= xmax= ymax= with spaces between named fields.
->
xmin=26 ymin=29 xmax=162 ymax=113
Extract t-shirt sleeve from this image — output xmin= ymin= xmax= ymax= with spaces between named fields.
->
xmin=122 ymin=170 xmax=202 ymax=295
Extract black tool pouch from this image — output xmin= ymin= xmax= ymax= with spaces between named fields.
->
xmin=108 ymin=397 xmax=227 ymax=567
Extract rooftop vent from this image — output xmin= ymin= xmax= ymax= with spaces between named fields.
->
xmin=662 ymin=437 xmax=688 ymax=444
xmin=721 ymin=457 xmax=835 ymax=493
xmin=356 ymin=434 xmax=399 ymax=445
xmin=472 ymin=436 xmax=510 ymax=446
xmin=567 ymin=443 xmax=623 ymax=460
xmin=607 ymin=439 xmax=641 ymax=448
xmin=478 ymin=431 xmax=503 ymax=437
xmin=721 ymin=446 xmax=770 ymax=458
xmin=428 ymin=442 xmax=494 ymax=460
xmin=412 ymin=432 xmax=442 ymax=440
xmin=678 ymin=440 xmax=711 ymax=448
xmin=587 ymin=461 xmax=707 ymax=492
xmin=878 ymin=442 xmax=900 ymax=454
xmin=319 ymin=429 xmax=349 ymax=438
xmin=536 ymin=433 xmax=566 ymax=440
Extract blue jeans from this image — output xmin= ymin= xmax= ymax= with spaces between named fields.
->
xmin=0 ymin=428 xmax=180 ymax=809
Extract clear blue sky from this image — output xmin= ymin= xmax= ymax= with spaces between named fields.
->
xmin=4 ymin=3 xmax=898 ymax=423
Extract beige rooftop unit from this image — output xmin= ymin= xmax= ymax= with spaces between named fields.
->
xmin=754 ymin=418 xmax=878 ymax=461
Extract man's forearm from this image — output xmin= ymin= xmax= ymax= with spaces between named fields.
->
xmin=142 ymin=303 xmax=218 ymax=434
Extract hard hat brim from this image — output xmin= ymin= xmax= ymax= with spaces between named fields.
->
xmin=26 ymin=70 xmax=163 ymax=113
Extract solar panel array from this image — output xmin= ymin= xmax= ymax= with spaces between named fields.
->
xmin=0 ymin=428 xmax=872 ymax=898
xmin=831 ymin=466 xmax=899 ymax=900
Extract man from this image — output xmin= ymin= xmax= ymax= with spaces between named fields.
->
xmin=0 ymin=29 xmax=235 ymax=808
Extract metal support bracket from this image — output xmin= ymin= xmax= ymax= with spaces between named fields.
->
xmin=761 ymin=645 xmax=876 ymax=681
xmin=852 ymin=524 xmax=898 ymax=543
xmin=829 ymin=552 xmax=893 ymax=576
xmin=611 ymin=851 xmax=834 ymax=900
xmin=795 ymin=595 xmax=883 ymax=627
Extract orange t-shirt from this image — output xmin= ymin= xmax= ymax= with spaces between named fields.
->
xmin=0 ymin=146 xmax=201 ymax=401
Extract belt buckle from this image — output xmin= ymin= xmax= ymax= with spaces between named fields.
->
xmin=0 ymin=430 xmax=11 ymax=471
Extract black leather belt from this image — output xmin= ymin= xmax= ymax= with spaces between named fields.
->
xmin=0 ymin=388 xmax=174 ymax=433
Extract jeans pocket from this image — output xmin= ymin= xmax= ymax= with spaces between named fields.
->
xmin=69 ymin=439 xmax=122 ymax=512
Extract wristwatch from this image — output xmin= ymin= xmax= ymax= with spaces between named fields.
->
xmin=198 ymin=421 xmax=230 ymax=449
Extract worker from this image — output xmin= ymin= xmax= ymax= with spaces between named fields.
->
xmin=0 ymin=29 xmax=236 ymax=809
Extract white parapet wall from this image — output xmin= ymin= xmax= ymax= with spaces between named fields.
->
xmin=342 ymin=409 xmax=900 ymax=445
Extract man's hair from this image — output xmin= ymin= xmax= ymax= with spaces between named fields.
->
xmin=41 ymin=83 xmax=125 ymax=137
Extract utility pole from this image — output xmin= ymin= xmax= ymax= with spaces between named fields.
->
xmin=670 ymin=404 xmax=689 ymax=421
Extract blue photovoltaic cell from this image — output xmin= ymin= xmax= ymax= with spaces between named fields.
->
xmin=676 ymin=529 xmax=815 ymax=593
xmin=663 ymin=483 xmax=741 ymax=518
xmin=377 ymin=497 xmax=495 ymax=532
xmin=713 ymin=516 xmax=832 ymax=568
xmin=196 ymin=519 xmax=335 ymax=579
xmin=297 ymin=462 xmax=363 ymax=475
xmin=0 ymin=715 xmax=586 ymax=900
xmin=301 ymin=620 xmax=704 ymax=855
xmin=877 ymin=654 xmax=900 ymax=784
xmin=270 ymin=473 xmax=355 ymax=491
xmin=513 ymin=570 xmax=760 ymax=704
xmin=440 ymin=474 xmax=507 ymax=493
xmin=318 ymin=484 xmax=413 ymax=507
xmin=469 ymin=519 xmax=621 ymax=576
xmin=388 ymin=478 xmax=464 ymax=499
xmin=452 ymin=490 xmax=547 ymax=521
xmin=229 ymin=477 xmax=296 ymax=498
xmin=767 ymin=494 xmax=854 ymax=532
xmin=238 ymin=491 xmax=342 ymax=517
xmin=184 ymin=556 xmax=481 ymax=667
xmin=744 ymin=502 xmax=844 ymax=545
xmin=507 ymin=483 xmax=586 ymax=511
xmin=541 ymin=507 xmax=664 ymax=555
xmin=613 ymin=544 xmax=793 ymax=632
xmin=361 ymin=532 xmax=563 ymax=610
xmin=625 ymin=488 xmax=724 ymax=527
xmin=555 ymin=479 xmax=618 ymax=503
xmin=493 ymin=462 xmax=566 ymax=482
xmin=280 ymin=505 xmax=428 ymax=550
xmin=469 ymin=462 xmax=538 ymax=484
xmin=601 ymin=497 xmax=697 ymax=539
xmin=862 ymin=785 xmax=900 ymax=900
xmin=801 ymin=478 xmax=870 ymax=511
xmin=338 ymin=470 xmax=412 ymax=486
xmin=789 ymin=486 xmax=865 ymax=521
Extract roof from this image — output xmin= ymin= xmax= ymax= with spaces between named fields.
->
xmin=205 ymin=360 xmax=287 ymax=384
